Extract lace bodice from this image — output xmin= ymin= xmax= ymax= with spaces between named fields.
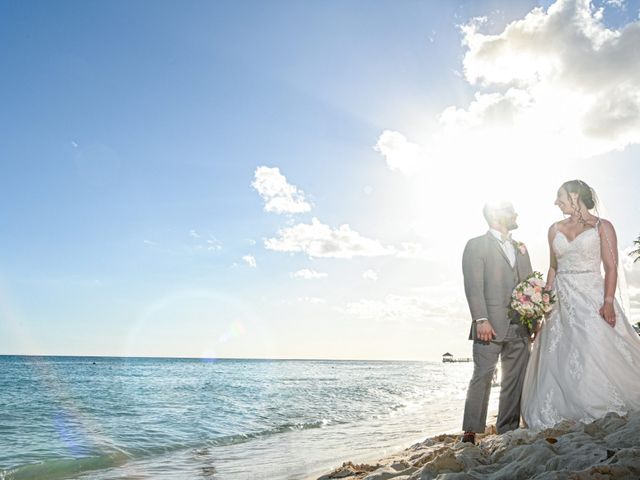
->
xmin=552 ymin=226 xmax=601 ymax=273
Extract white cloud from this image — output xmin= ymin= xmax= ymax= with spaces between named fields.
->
xmin=242 ymin=255 xmax=257 ymax=268
xmin=297 ymin=296 xmax=326 ymax=304
xmin=291 ymin=269 xmax=328 ymax=279
xmin=394 ymin=242 xmax=439 ymax=261
xmin=375 ymin=0 xmax=640 ymax=173
xmin=251 ymin=166 xmax=312 ymax=214
xmin=620 ymin=244 xmax=640 ymax=320
xmin=628 ymin=283 xmax=640 ymax=324
xmin=623 ymin=245 xmax=639 ymax=273
xmin=340 ymin=286 xmax=467 ymax=325
xmin=623 ymin=246 xmax=640 ymax=285
xmin=362 ymin=269 xmax=379 ymax=281
xmin=265 ymin=220 xmax=438 ymax=261
xmin=205 ymin=237 xmax=222 ymax=251
xmin=459 ymin=0 xmax=640 ymax=155
xmin=622 ymin=246 xmax=640 ymax=286
xmin=605 ymin=0 xmax=624 ymax=9
xmin=629 ymin=285 xmax=640 ymax=305
xmin=189 ymin=231 xmax=222 ymax=252
xmin=373 ymin=130 xmax=423 ymax=175
xmin=265 ymin=217 xmax=393 ymax=259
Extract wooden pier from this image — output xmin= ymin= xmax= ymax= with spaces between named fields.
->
xmin=442 ymin=352 xmax=472 ymax=363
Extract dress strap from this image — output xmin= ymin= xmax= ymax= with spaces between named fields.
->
xmin=594 ymin=217 xmax=602 ymax=229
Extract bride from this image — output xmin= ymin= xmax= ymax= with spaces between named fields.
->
xmin=522 ymin=180 xmax=640 ymax=430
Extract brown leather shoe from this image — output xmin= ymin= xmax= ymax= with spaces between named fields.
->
xmin=461 ymin=431 xmax=476 ymax=444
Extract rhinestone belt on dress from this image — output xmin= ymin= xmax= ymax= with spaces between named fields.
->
xmin=556 ymin=269 xmax=598 ymax=275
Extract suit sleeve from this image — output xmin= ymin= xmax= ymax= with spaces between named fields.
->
xmin=524 ymin=249 xmax=533 ymax=277
xmin=462 ymin=239 xmax=488 ymax=322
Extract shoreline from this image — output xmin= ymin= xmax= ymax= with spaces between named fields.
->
xmin=302 ymin=424 xmax=466 ymax=480
xmin=313 ymin=411 xmax=640 ymax=479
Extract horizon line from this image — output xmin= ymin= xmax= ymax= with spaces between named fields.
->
xmin=0 ymin=353 xmax=449 ymax=363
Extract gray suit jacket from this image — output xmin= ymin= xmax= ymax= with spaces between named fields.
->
xmin=462 ymin=232 xmax=533 ymax=342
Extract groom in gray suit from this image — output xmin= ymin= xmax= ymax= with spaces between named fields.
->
xmin=461 ymin=201 xmax=533 ymax=444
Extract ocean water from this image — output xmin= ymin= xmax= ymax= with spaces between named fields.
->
xmin=0 ymin=356 xmax=488 ymax=480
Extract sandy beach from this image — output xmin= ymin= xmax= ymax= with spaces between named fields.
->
xmin=315 ymin=410 xmax=640 ymax=479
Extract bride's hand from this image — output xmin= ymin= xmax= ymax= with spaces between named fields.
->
xmin=599 ymin=301 xmax=616 ymax=327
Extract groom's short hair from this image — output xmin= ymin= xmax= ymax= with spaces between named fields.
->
xmin=483 ymin=200 xmax=514 ymax=223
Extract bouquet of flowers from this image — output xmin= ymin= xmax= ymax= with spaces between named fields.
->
xmin=509 ymin=272 xmax=556 ymax=334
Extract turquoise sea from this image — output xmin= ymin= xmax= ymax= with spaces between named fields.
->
xmin=0 ymin=356 xmax=482 ymax=480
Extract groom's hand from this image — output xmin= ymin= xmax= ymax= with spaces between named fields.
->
xmin=476 ymin=320 xmax=496 ymax=342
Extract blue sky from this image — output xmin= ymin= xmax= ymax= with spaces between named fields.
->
xmin=1 ymin=0 xmax=639 ymax=360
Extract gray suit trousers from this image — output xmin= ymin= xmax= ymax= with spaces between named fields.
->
xmin=462 ymin=324 xmax=530 ymax=434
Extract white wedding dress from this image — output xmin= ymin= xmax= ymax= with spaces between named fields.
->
xmin=522 ymin=224 xmax=640 ymax=431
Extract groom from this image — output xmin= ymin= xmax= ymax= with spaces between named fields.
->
xmin=461 ymin=201 xmax=533 ymax=444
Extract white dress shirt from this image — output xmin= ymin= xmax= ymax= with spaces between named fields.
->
xmin=490 ymin=228 xmax=516 ymax=268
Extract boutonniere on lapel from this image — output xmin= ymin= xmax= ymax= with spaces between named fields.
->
xmin=515 ymin=241 xmax=527 ymax=255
